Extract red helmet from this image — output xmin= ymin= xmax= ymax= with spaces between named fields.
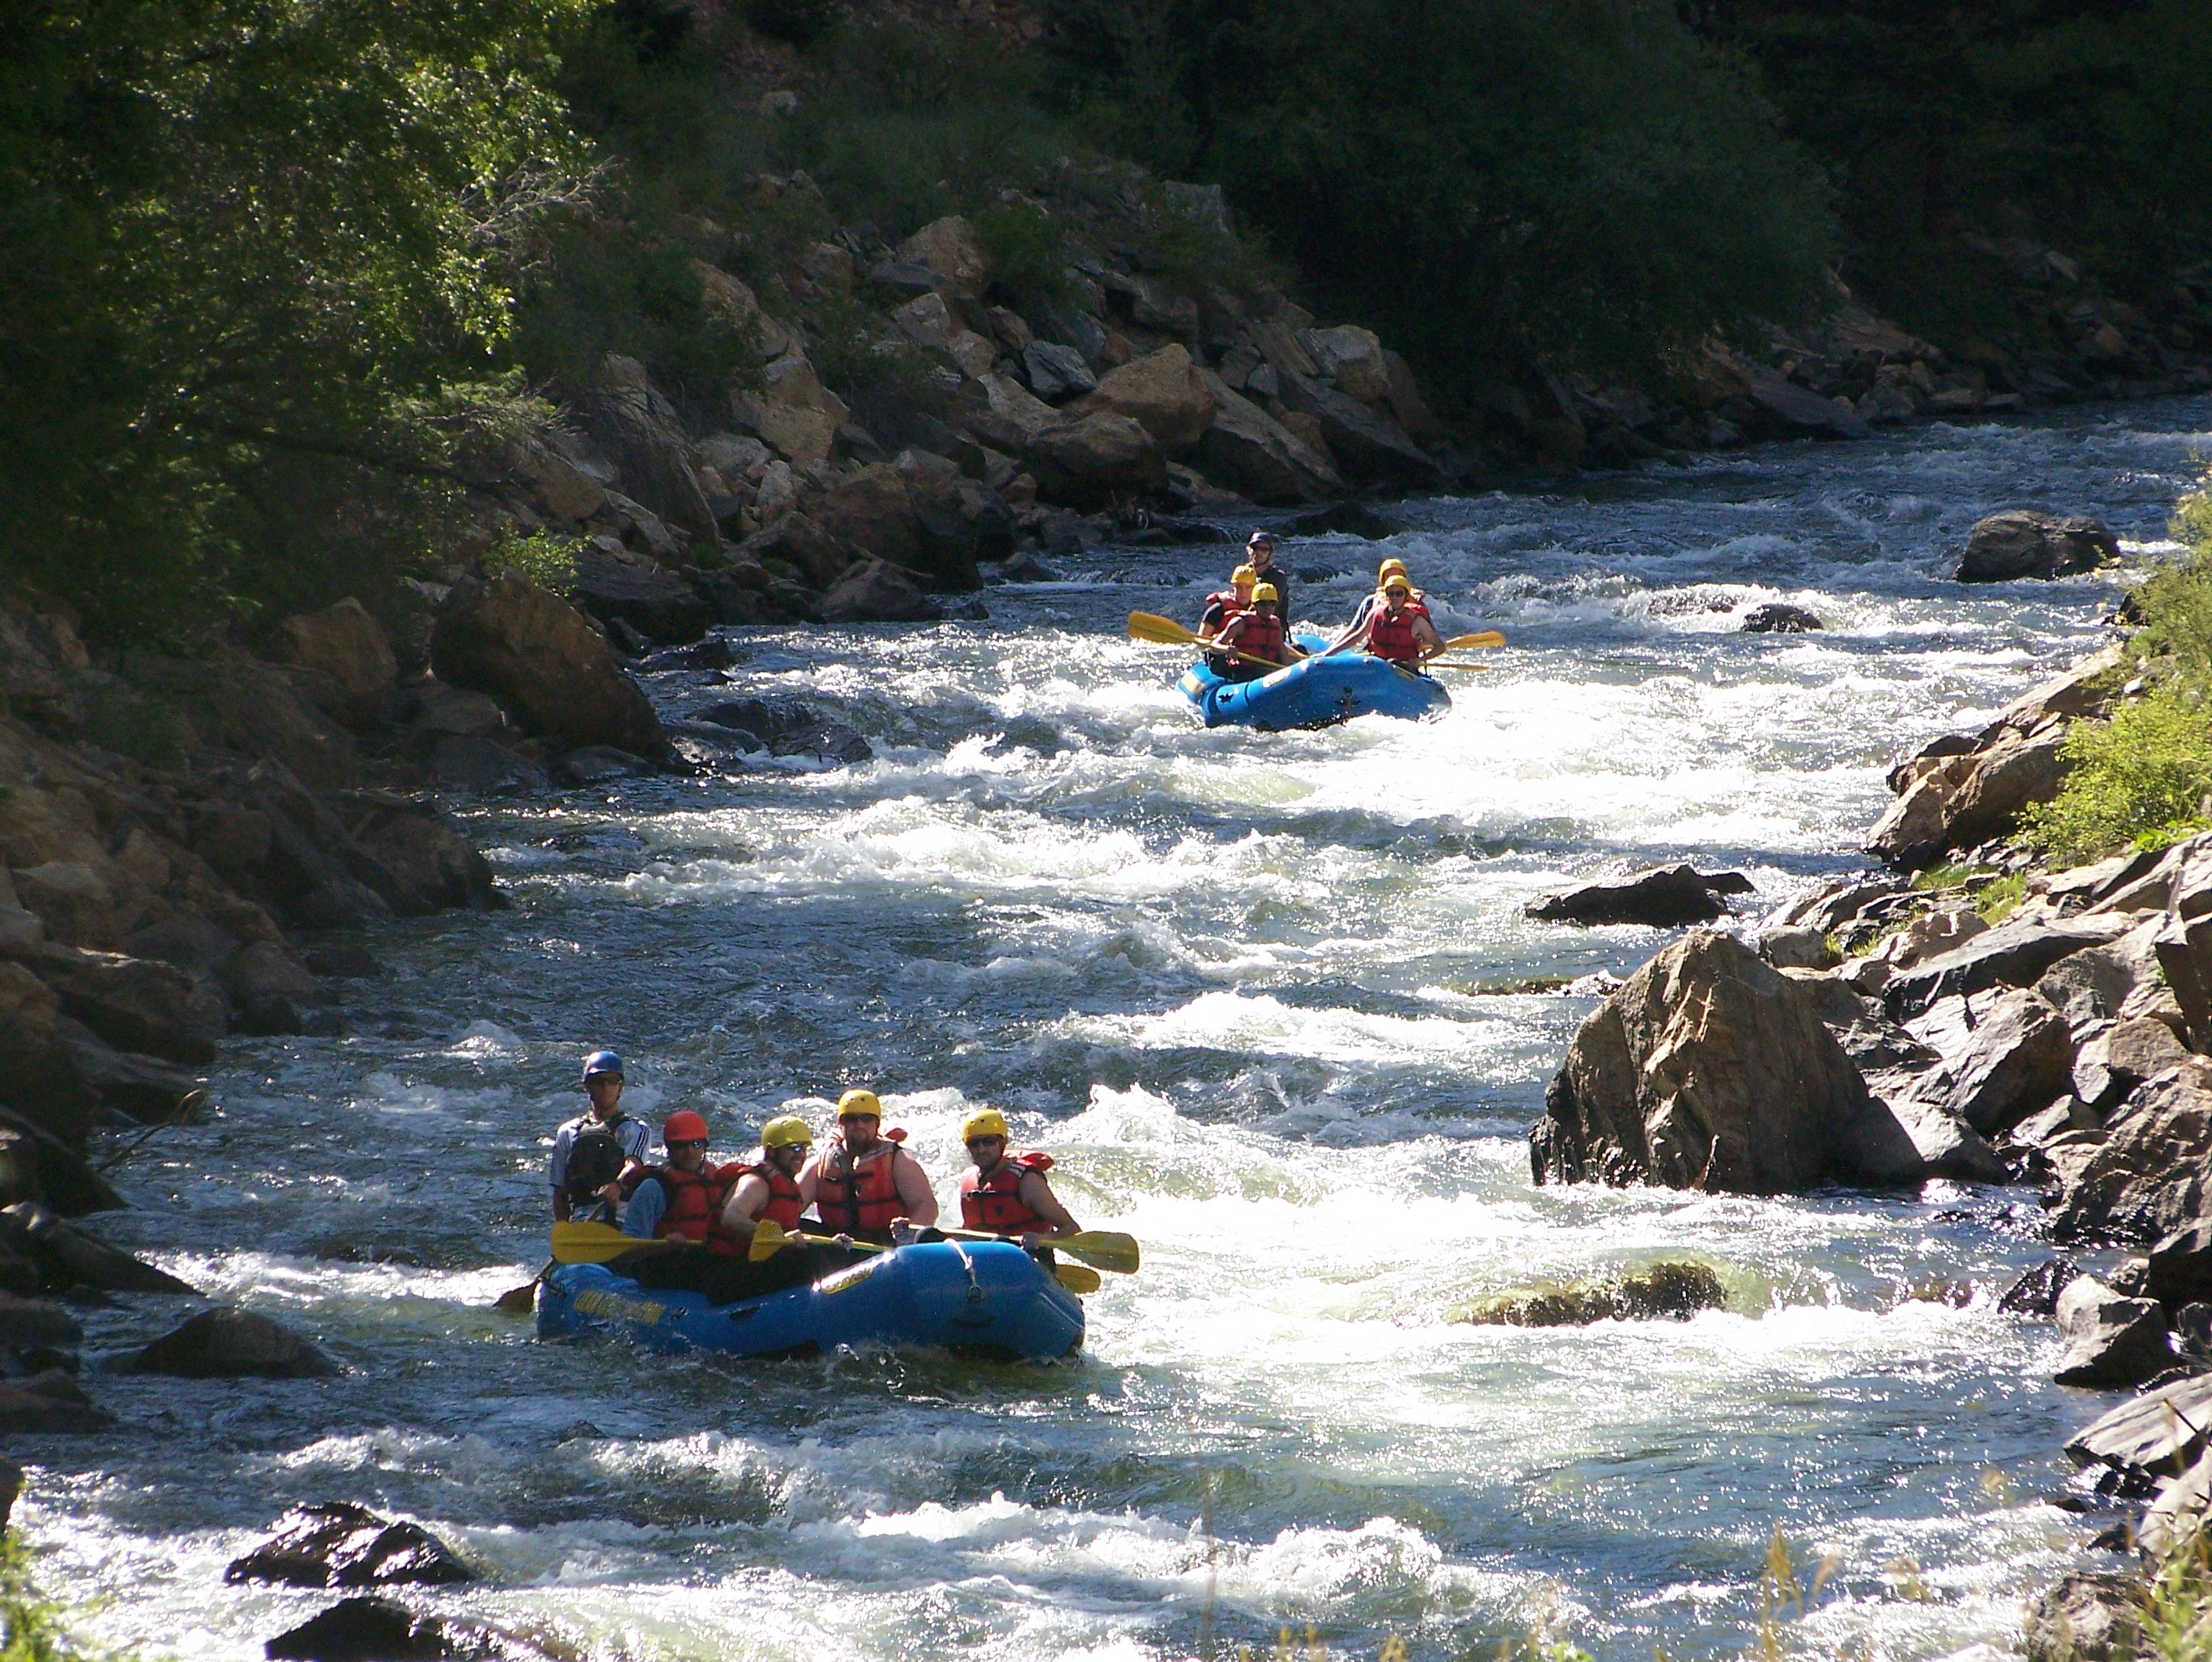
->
xmin=662 ymin=1110 xmax=709 ymax=1144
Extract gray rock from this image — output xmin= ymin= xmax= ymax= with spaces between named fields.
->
xmin=867 ymin=259 xmax=947 ymax=297
xmin=264 ymin=1596 xmax=456 ymax=1662
xmin=1882 ymin=915 xmax=2132 ymax=1016
xmin=432 ymin=572 xmax=669 ymax=760
xmin=0 ymin=1288 xmax=82 ymax=1347
xmin=1531 ymin=929 xmax=1957 ymax=1193
xmin=2140 ymin=1447 xmax=2212 ymax=1558
xmin=1740 ymin=602 xmax=1822 ymax=633
xmin=0 ymin=1369 xmax=110 ymax=1433
xmin=2010 ymin=1097 xmax=2100 ymax=1147
xmin=2052 ymin=1275 xmax=2175 ymax=1386
xmin=2000 ymin=1257 xmax=2081 ymax=1316
xmin=566 ymin=554 xmax=712 ymax=647
xmin=0 ymin=1105 xmax=126 ymax=1217
xmin=556 ymin=747 xmax=654 ymax=786
xmin=2021 ymin=1571 xmax=2141 ymax=1662
xmin=1743 ymin=366 xmax=1871 ymax=440
xmin=818 ymin=558 xmax=943 ymax=624
xmin=1020 ymin=341 xmax=1097 ymax=402
xmin=2073 ymin=1016 xmax=2191 ymax=1113
xmin=227 ymin=1502 xmax=473 ymax=1589
xmin=0 ymin=1201 xmax=194 ymax=1293
xmin=1525 ymin=864 xmax=1755 ymax=927
xmin=1853 ymin=1085 xmax=2009 ymax=1185
xmin=1869 ymin=726 xmax=2071 ymax=870
xmin=1277 ymin=371 xmax=1441 ymax=489
xmin=1957 ymin=510 xmax=2120 ymax=582
xmin=430 ymin=736 xmax=545 ymax=797
xmin=133 ymin=1307 xmax=336 ymax=1378
xmin=1775 ymin=876 xmax=1911 ymax=936
xmin=1903 ymin=987 xmax=2075 ymax=1135
xmin=2147 ymin=1220 xmax=2212 ymax=1305
xmin=2066 ymin=1373 xmax=2212 ymax=1485
xmin=1758 ymin=926 xmax=1837 ymax=970
xmin=2048 ymin=1057 xmax=2212 ymax=1244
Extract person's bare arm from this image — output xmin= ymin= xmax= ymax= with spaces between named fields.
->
xmin=1015 ymin=1172 xmax=1079 ymax=1240
xmin=893 ymin=1151 xmax=940 ymax=1227
xmin=552 ymin=1189 xmax=573 ymax=1222
xmin=720 ymin=1172 xmax=770 ymax=1240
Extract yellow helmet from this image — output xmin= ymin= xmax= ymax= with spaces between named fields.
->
xmin=1382 ymin=573 xmax=1412 ymax=594
xmin=837 ymin=1089 xmax=881 ymax=1120
xmin=1251 ymin=583 xmax=1279 ymax=604
xmin=761 ymin=1114 xmax=812 ymax=1150
xmin=1232 ymin=564 xmax=1258 ymax=587
xmin=961 ymin=1107 xmax=1011 ymax=1142
xmin=1379 ymin=558 xmax=1407 ymax=581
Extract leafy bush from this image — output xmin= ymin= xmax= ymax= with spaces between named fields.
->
xmin=481 ymin=531 xmax=584 ymax=590
xmin=973 ymin=202 xmax=1072 ymax=308
xmin=2018 ymin=688 xmax=2212 ymax=865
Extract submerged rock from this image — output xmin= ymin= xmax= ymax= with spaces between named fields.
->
xmin=2000 ymin=1257 xmax=2081 ymax=1316
xmin=1454 ymin=1261 xmax=1726 ymax=1326
xmin=133 ymin=1307 xmax=336 ymax=1378
xmin=227 ymin=1502 xmax=473 ymax=1589
xmin=1740 ymin=602 xmax=1822 ymax=633
xmin=265 ymin=1597 xmax=455 ymax=1662
xmin=1957 ymin=510 xmax=2119 ymax=583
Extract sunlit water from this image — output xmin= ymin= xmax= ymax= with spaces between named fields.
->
xmin=19 ymin=402 xmax=2212 ymax=1662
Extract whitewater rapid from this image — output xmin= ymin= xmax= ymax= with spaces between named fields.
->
xmin=18 ymin=398 xmax=2212 ymax=1662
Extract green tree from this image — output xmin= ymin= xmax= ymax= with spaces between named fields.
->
xmin=0 ymin=0 xmax=589 ymax=639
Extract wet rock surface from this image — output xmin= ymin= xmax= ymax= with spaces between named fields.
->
xmin=1524 ymin=864 xmax=1754 ymax=926
xmin=228 ymin=1502 xmax=474 ymax=1589
xmin=132 ymin=1307 xmax=337 ymax=1378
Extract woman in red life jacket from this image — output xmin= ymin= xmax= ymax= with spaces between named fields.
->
xmin=957 ymin=1108 xmax=1080 ymax=1246
xmin=1328 ymin=558 xmax=1431 ymax=652
xmin=1213 ymin=583 xmax=1304 ymax=682
xmin=804 ymin=1089 xmax=939 ymax=1244
xmin=719 ymin=1114 xmax=815 ymax=1246
xmin=1197 ymin=564 xmax=1258 ymax=672
xmin=623 ymin=1110 xmax=745 ymax=1255
xmin=1341 ymin=573 xmax=1443 ymax=664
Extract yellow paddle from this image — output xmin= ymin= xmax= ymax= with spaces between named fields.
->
xmin=934 ymin=1226 xmax=1141 ymax=1274
xmin=1126 ymin=612 xmax=1292 ymax=670
xmin=550 ymin=1221 xmax=680 ymax=1264
xmin=748 ymin=1220 xmax=1104 ymax=1294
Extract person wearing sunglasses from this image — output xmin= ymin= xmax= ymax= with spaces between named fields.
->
xmin=719 ymin=1115 xmax=817 ymax=1248
xmin=620 ymin=1109 xmax=740 ymax=1248
xmin=957 ymin=1108 xmax=1080 ymax=1250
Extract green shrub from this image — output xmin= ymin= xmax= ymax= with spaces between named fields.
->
xmin=481 ymin=531 xmax=583 ymax=590
xmin=1 ymin=1531 xmax=109 ymax=1662
xmin=2018 ymin=687 xmax=2212 ymax=866
xmin=2139 ymin=1523 xmax=2212 ymax=1662
xmin=972 ymin=202 xmax=1072 ymax=308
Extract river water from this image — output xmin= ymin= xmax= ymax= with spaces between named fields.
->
xmin=19 ymin=398 xmax=2212 ymax=1662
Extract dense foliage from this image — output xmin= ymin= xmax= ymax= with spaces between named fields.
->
xmin=1039 ymin=0 xmax=1839 ymax=398
xmin=2020 ymin=472 xmax=2212 ymax=865
xmin=1680 ymin=2 xmax=2212 ymax=344
xmin=0 ymin=0 xmax=586 ymax=638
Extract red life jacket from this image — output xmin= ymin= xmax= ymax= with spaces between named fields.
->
xmin=1204 ymin=589 xmax=1250 ymax=626
xmin=738 ymin=1148 xmax=806 ymax=1230
xmin=1228 ymin=612 xmax=1286 ymax=665
xmin=651 ymin=1161 xmax=744 ymax=1256
xmin=815 ymin=1131 xmax=910 ymax=1239
xmin=959 ymin=1151 xmax=1054 ymax=1233
xmin=1367 ymin=606 xmax=1423 ymax=662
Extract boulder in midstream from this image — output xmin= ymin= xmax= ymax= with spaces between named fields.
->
xmin=227 ymin=1502 xmax=473 ymax=1589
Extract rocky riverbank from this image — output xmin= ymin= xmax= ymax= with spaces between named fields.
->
xmin=1523 ymin=582 xmax=2212 ymax=1654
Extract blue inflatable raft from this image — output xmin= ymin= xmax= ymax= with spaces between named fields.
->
xmin=1177 ymin=630 xmax=1450 ymax=729
xmin=537 ymin=1240 xmax=1085 ymax=1362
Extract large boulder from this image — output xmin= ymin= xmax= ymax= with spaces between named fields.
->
xmin=2022 ymin=1571 xmax=2142 ymax=1662
xmin=430 ymin=572 xmax=668 ymax=759
xmin=2066 ymin=1373 xmax=2212 ymax=1487
xmin=1071 ymin=345 xmax=1218 ymax=448
xmin=1192 ymin=372 xmax=1343 ymax=504
xmin=732 ymin=353 xmax=850 ymax=469
xmin=1524 ymin=865 xmax=1754 ymax=927
xmin=1278 ymin=371 xmax=1440 ymax=488
xmin=2046 ymin=1057 xmax=2212 ymax=1243
xmin=0 ymin=959 xmax=94 ymax=1140
xmin=337 ymin=794 xmax=498 ymax=915
xmin=2146 ymin=1219 xmax=2212 ymax=1305
xmin=227 ymin=1502 xmax=473 ymax=1589
xmin=1899 ymin=987 xmax=2073 ymax=1135
xmin=1881 ymin=914 xmax=2132 ymax=1016
xmin=897 ymin=215 xmax=989 ymax=294
xmin=1299 ymin=325 xmax=1393 ymax=405
xmin=2051 ymin=1275 xmax=2176 ymax=1386
xmin=134 ymin=1307 xmax=336 ymax=1378
xmin=1742 ymin=366 xmax=1871 ymax=440
xmin=580 ymin=355 xmax=719 ymax=550
xmin=1019 ymin=341 xmax=1096 ymax=402
xmin=2071 ymin=1015 xmax=2190 ymax=1114
xmin=264 ymin=1596 xmax=462 ymax=1662
xmin=0 ymin=1107 xmax=124 ymax=1215
xmin=1529 ymin=930 xmax=1974 ymax=1193
xmin=1956 ymin=510 xmax=2120 ymax=582
xmin=0 ymin=1201 xmax=194 ymax=1293
xmin=818 ymin=560 xmax=943 ymax=625
xmin=2150 ymin=836 xmax=2212 ymax=1050
xmin=30 ymin=944 xmax=222 ymax=1065
xmin=565 ymin=554 xmax=711 ymax=647
xmin=1021 ymin=412 xmax=1165 ymax=509
xmin=810 ymin=464 xmax=982 ymax=591
xmin=269 ymin=601 xmax=398 ymax=726
xmin=1869 ymin=727 xmax=2070 ymax=868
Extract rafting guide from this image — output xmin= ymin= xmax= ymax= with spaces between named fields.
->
xmin=548 ymin=1050 xmax=649 ymax=1223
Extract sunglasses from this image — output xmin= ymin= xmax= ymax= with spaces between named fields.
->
xmin=965 ymin=1135 xmax=1006 ymax=1147
xmin=669 ymin=1138 xmax=707 ymax=1150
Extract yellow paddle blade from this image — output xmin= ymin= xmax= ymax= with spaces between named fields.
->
xmin=941 ymin=1226 xmax=1140 ymax=1273
xmin=1129 ymin=611 xmax=1200 ymax=647
xmin=748 ymin=1218 xmax=792 ymax=1261
xmin=1055 ymin=1264 xmax=1102 ymax=1294
xmin=551 ymin=1222 xmax=673 ymax=1264
xmin=1443 ymin=629 xmax=1505 ymax=650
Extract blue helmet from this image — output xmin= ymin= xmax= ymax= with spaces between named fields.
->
xmin=581 ymin=1050 xmax=624 ymax=1082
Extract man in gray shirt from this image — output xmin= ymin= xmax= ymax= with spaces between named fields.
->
xmin=548 ymin=1050 xmax=651 ymax=1222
